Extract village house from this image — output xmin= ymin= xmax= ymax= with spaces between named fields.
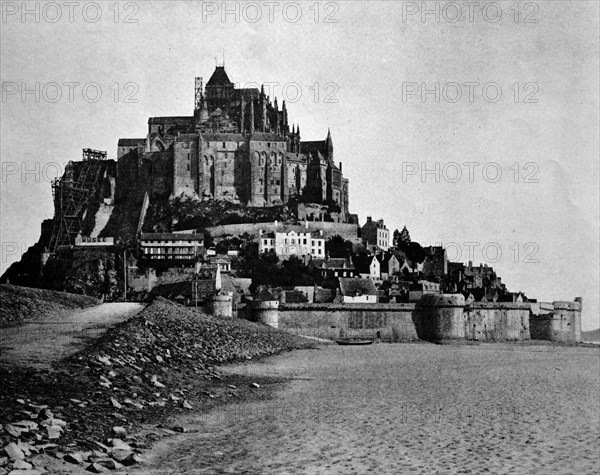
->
xmin=74 ymin=235 xmax=115 ymax=247
xmin=408 ymin=280 xmax=441 ymax=301
xmin=361 ymin=217 xmax=390 ymax=251
xmin=259 ymin=229 xmax=325 ymax=259
xmin=139 ymin=232 xmax=205 ymax=263
xmin=309 ymin=258 xmax=356 ymax=279
xmin=338 ymin=277 xmax=378 ymax=303
xmin=352 ymin=254 xmax=381 ymax=280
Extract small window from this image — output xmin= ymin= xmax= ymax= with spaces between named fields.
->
xmin=223 ymin=142 xmax=226 ymax=148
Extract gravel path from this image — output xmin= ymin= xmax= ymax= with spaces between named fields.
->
xmin=0 ymin=302 xmax=144 ymax=369
xmin=134 ymin=343 xmax=600 ymax=474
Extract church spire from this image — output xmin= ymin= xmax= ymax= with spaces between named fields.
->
xmin=249 ymin=99 xmax=255 ymax=135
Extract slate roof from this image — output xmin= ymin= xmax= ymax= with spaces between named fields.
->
xmin=200 ymin=133 xmax=246 ymax=141
xmin=118 ymin=138 xmax=145 ymax=146
xmin=140 ymin=233 xmax=204 ymax=241
xmin=250 ymin=132 xmax=286 ymax=141
xmin=311 ymin=258 xmax=354 ymax=269
xmin=301 ymin=140 xmax=326 ymax=156
xmin=351 ymin=255 xmax=374 ymax=274
xmin=206 ymin=66 xmax=233 ymax=86
xmin=148 ymin=116 xmax=194 ymax=125
xmin=256 ymin=288 xmax=278 ymax=301
xmin=339 ymin=278 xmax=378 ymax=297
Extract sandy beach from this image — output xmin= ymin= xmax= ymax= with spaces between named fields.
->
xmin=132 ymin=342 xmax=600 ymax=474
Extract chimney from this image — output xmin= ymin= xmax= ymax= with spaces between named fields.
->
xmin=339 ymin=162 xmax=342 ymax=172
xmin=367 ymin=216 xmax=372 ymax=223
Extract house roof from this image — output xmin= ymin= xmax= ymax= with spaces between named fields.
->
xmin=301 ymin=140 xmax=326 ymax=156
xmin=256 ymin=288 xmax=278 ymax=301
xmin=339 ymin=278 xmax=378 ymax=297
xmin=311 ymin=258 xmax=354 ymax=269
xmin=352 ymin=254 xmax=374 ymax=274
xmin=140 ymin=233 xmax=204 ymax=241
xmin=249 ymin=132 xmax=286 ymax=142
xmin=199 ymin=133 xmax=246 ymax=142
xmin=148 ymin=116 xmax=194 ymax=125
xmin=118 ymin=138 xmax=145 ymax=147
xmin=206 ymin=66 xmax=233 ymax=87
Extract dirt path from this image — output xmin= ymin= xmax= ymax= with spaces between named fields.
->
xmin=0 ymin=302 xmax=144 ymax=369
xmin=131 ymin=343 xmax=600 ymax=475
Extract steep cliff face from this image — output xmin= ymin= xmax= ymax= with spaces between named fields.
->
xmin=1 ymin=159 xmax=120 ymax=293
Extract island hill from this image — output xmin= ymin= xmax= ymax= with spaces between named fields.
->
xmin=1 ymin=65 xmax=582 ymax=345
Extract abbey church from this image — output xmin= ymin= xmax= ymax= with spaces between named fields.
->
xmin=117 ymin=65 xmax=351 ymax=220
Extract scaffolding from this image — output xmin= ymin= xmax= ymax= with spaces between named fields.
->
xmin=48 ymin=149 xmax=107 ymax=252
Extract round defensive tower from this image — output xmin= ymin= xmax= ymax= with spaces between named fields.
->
xmin=416 ymin=293 xmax=466 ymax=342
xmin=253 ymin=300 xmax=280 ymax=328
xmin=211 ymin=294 xmax=233 ymax=318
xmin=552 ymin=299 xmax=582 ymax=342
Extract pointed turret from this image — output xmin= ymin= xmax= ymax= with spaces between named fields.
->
xmin=325 ymin=128 xmax=333 ymax=161
xmin=296 ymin=124 xmax=301 ymax=154
xmin=249 ymin=99 xmax=255 ymax=135
xmin=200 ymin=98 xmax=209 ymax=122
xmin=239 ymin=97 xmax=245 ymax=133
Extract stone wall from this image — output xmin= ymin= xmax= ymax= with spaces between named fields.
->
xmin=127 ymin=267 xmax=195 ymax=293
xmin=530 ymin=300 xmax=582 ymax=342
xmin=206 ymin=221 xmax=360 ymax=241
xmin=276 ymin=303 xmax=419 ymax=342
xmin=255 ymin=294 xmax=579 ymax=343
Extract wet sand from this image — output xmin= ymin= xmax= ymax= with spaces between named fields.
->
xmin=0 ymin=303 xmax=144 ymax=369
xmin=134 ymin=342 xmax=600 ymax=474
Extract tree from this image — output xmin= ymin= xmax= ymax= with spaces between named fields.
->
xmin=393 ymin=229 xmax=401 ymax=248
xmin=405 ymin=241 xmax=426 ymax=273
xmin=325 ymin=235 xmax=353 ymax=258
xmin=398 ymin=226 xmax=411 ymax=252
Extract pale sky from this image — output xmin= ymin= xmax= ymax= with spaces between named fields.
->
xmin=1 ymin=1 xmax=598 ymax=329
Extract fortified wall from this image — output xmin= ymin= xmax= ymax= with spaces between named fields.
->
xmin=529 ymin=299 xmax=582 ymax=342
xmin=251 ymin=294 xmax=582 ymax=343
xmin=205 ymin=221 xmax=360 ymax=241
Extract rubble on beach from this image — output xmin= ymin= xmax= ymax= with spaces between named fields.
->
xmin=0 ymin=298 xmax=313 ymax=473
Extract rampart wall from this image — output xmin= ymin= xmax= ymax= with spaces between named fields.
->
xmin=254 ymin=294 xmax=580 ymax=343
xmin=529 ymin=300 xmax=582 ymax=342
xmin=206 ymin=221 xmax=360 ymax=241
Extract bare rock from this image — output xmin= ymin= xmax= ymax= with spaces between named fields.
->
xmin=63 ymin=452 xmax=84 ymax=464
xmin=86 ymin=462 xmax=108 ymax=473
xmin=11 ymin=460 xmax=32 ymax=470
xmin=4 ymin=443 xmax=24 ymax=461
xmin=112 ymin=426 xmax=127 ymax=438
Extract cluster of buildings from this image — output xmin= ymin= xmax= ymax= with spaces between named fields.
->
xmin=51 ymin=66 xmax=523 ymax=308
xmin=117 ymin=65 xmax=352 ymax=221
